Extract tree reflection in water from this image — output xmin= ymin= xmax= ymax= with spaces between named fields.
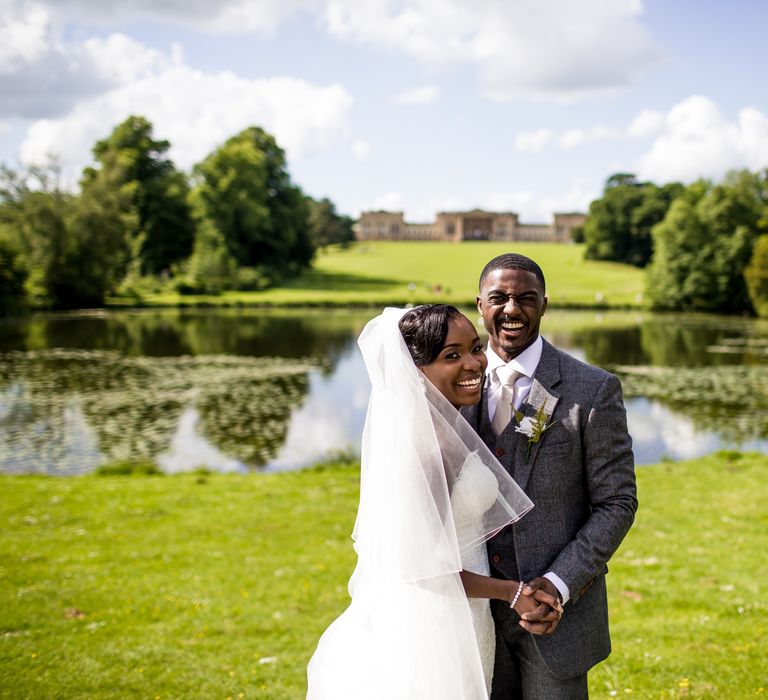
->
xmin=0 ymin=350 xmax=320 ymax=474
xmin=1 ymin=308 xmax=767 ymax=473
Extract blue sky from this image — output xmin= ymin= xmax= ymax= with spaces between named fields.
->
xmin=1 ymin=0 xmax=766 ymax=222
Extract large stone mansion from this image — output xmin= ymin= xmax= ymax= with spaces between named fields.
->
xmin=355 ymin=209 xmax=587 ymax=243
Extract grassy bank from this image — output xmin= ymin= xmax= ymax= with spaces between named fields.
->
xmin=1 ymin=453 xmax=766 ymax=698
xmin=108 ymin=242 xmax=646 ymax=309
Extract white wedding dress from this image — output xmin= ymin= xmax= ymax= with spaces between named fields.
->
xmin=306 ymin=308 xmax=532 ymax=700
xmin=307 ymin=453 xmax=501 ymax=699
xmin=450 ymin=452 xmax=502 ymax=695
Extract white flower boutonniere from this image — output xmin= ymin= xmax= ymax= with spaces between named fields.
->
xmin=514 ymin=404 xmax=557 ymax=462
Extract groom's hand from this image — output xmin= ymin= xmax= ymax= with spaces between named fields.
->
xmin=518 ymin=576 xmax=563 ymax=636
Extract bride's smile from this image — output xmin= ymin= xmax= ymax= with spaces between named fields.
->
xmin=420 ymin=316 xmax=487 ymax=408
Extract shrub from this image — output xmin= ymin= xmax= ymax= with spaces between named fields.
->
xmin=745 ymin=234 xmax=768 ymax=317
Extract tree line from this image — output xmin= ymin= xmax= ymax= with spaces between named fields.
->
xmin=581 ymin=170 xmax=768 ymax=316
xmin=0 ymin=116 xmax=354 ymax=313
xmin=3 ymin=118 xmax=767 ymax=317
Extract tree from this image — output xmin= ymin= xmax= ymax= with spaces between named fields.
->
xmin=584 ymin=174 xmax=682 ymax=267
xmin=605 ymin=173 xmax=639 ymax=189
xmin=71 ymin=158 xmax=140 ymax=304
xmin=1 ymin=162 xmax=76 ymax=306
xmin=0 ymin=160 xmax=137 ymax=308
xmin=646 ymin=170 xmax=768 ymax=313
xmin=745 ymin=235 xmax=768 ymax=317
xmin=82 ymin=116 xmax=194 ymax=275
xmin=306 ymin=197 xmax=355 ymax=249
xmin=0 ymin=228 xmax=28 ymax=314
xmin=191 ymin=126 xmax=314 ymax=274
xmin=185 ymin=219 xmax=238 ymax=294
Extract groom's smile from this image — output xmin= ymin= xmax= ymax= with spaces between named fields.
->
xmin=477 ymin=268 xmax=547 ymax=362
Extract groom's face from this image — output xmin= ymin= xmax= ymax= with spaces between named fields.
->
xmin=477 ymin=268 xmax=547 ymax=362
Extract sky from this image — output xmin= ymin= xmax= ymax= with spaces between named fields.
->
xmin=1 ymin=0 xmax=767 ymax=223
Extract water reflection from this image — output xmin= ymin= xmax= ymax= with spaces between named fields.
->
xmin=158 ymin=406 xmax=247 ymax=473
xmin=269 ymin=351 xmax=370 ymax=471
xmin=1 ymin=308 xmax=767 ymax=474
xmin=0 ymin=344 xmax=323 ymax=474
xmin=0 ymin=387 xmax=102 ymax=475
xmin=628 ymin=398 xmax=721 ymax=463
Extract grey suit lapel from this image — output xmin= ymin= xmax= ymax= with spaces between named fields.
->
xmin=512 ymin=339 xmax=561 ymax=490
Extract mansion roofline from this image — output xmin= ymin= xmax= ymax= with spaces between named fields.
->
xmin=355 ymin=209 xmax=587 ymax=243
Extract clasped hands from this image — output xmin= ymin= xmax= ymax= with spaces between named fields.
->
xmin=511 ymin=576 xmax=563 ymax=636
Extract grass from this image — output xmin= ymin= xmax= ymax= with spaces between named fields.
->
xmin=1 ymin=452 xmax=766 ymax=698
xmin=108 ymin=242 xmax=646 ymax=309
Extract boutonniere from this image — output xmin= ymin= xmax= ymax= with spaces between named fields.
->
xmin=514 ymin=403 xmax=557 ymax=462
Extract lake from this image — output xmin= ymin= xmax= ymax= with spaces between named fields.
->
xmin=1 ymin=307 xmax=767 ymax=474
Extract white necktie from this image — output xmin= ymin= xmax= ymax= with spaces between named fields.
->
xmin=492 ymin=365 xmax=522 ymax=435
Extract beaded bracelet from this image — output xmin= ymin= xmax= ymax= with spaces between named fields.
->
xmin=510 ymin=580 xmax=525 ymax=610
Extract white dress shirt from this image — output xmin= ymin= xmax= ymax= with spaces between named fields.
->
xmin=486 ymin=336 xmax=542 ymax=421
xmin=485 ymin=335 xmax=571 ymax=604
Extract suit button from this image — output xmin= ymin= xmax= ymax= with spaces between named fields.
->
xmin=495 ymin=447 xmax=504 ymax=457
xmin=491 ymin=554 xmax=501 ymax=564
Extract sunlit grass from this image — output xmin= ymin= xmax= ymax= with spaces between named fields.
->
xmin=1 ymin=452 xmax=766 ymax=698
xmin=109 ymin=242 xmax=646 ymax=309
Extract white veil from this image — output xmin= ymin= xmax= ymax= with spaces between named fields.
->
xmin=307 ymin=307 xmax=533 ymax=700
xmin=352 ymin=306 xmax=533 ymax=581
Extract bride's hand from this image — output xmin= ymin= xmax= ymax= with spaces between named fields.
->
xmin=511 ymin=588 xmax=539 ymax=617
xmin=514 ymin=578 xmax=563 ymax=636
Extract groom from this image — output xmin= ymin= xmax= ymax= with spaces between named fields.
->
xmin=461 ymin=253 xmax=638 ymax=699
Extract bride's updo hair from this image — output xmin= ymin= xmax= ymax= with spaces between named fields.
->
xmin=398 ymin=304 xmax=464 ymax=366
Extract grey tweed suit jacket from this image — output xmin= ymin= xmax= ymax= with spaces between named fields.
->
xmin=461 ymin=338 xmax=638 ymax=679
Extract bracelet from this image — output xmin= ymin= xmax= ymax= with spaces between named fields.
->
xmin=510 ymin=580 xmax=525 ymax=610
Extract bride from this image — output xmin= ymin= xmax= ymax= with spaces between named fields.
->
xmin=306 ymin=305 xmax=560 ymax=699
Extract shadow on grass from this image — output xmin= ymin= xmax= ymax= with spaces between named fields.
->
xmin=283 ymin=270 xmax=403 ymax=292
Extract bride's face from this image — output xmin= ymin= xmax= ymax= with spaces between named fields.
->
xmin=421 ymin=316 xmax=487 ymax=408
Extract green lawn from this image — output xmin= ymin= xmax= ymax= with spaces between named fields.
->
xmin=2 ymin=452 xmax=766 ymax=698
xmin=109 ymin=242 xmax=646 ymax=309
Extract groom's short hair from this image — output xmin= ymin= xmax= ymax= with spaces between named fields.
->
xmin=479 ymin=253 xmax=546 ymax=293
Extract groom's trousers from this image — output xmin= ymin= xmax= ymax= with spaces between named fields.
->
xmin=489 ymin=599 xmax=588 ymax=700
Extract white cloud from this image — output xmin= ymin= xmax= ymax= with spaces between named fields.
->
xmin=3 ymin=2 xmax=354 ymax=176
xmin=515 ymin=129 xmax=554 ymax=153
xmin=41 ymin=0 xmax=312 ymax=34
xmin=395 ymin=84 xmax=440 ymax=105
xmin=516 ymin=116 xmax=653 ymax=153
xmin=352 ymin=139 xmax=371 ymax=160
xmin=637 ymin=95 xmax=768 ymax=182
xmin=81 ymin=33 xmax=170 ymax=85
xmin=0 ymin=2 xmax=169 ymax=118
xmin=20 ymin=64 xmax=354 ymax=176
xmin=0 ymin=1 xmax=48 ymax=70
xmin=484 ymin=180 xmax=596 ymax=221
xmin=627 ymin=108 xmax=664 ymax=138
xmin=513 ymin=103 xmax=704 ymax=156
xmin=323 ymin=0 xmax=659 ymax=102
xmin=538 ymin=179 xmax=596 ymax=217
xmin=518 ymin=96 xmax=768 ymax=183
xmin=560 ymin=125 xmax=621 ymax=149
xmin=11 ymin=0 xmax=659 ymax=104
